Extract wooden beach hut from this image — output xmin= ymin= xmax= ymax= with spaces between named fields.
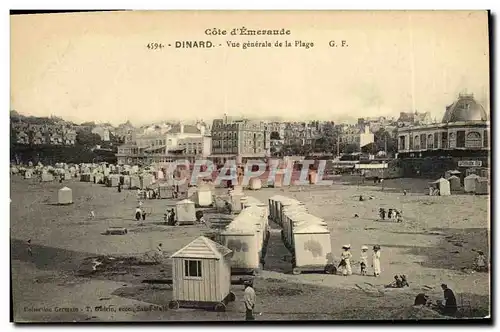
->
xmin=169 ymin=236 xmax=234 ymax=311
xmin=175 ymin=199 xmax=196 ymax=225
xmin=220 ymin=221 xmax=260 ymax=275
xmin=291 ymin=224 xmax=333 ymax=275
xmin=195 ymin=184 xmax=213 ymax=207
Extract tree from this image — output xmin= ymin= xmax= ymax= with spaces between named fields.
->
xmin=345 ymin=143 xmax=360 ymax=154
xmin=76 ymin=131 xmax=102 ymax=147
xmin=109 ymin=132 xmax=124 ymax=144
xmin=312 ymin=136 xmax=334 ymax=153
xmin=374 ymin=128 xmax=397 ymax=155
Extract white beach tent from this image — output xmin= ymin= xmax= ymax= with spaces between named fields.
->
xmin=175 ymin=199 xmax=196 ymax=225
xmin=58 ymin=187 xmax=73 ymax=205
xmin=464 ymin=174 xmax=480 ymax=193
xmin=448 ymin=175 xmax=461 ymax=191
xmin=432 ymin=178 xmax=451 ymax=196
xmin=475 ymin=177 xmax=489 ymax=195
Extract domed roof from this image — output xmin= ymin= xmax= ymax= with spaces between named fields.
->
xmin=442 ymin=93 xmax=488 ymax=123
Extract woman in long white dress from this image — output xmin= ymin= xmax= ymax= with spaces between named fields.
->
xmin=341 ymin=245 xmax=352 ymax=276
xmin=372 ymin=245 xmax=381 ymax=277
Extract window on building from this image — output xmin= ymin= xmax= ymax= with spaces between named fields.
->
xmin=441 ymin=132 xmax=448 ymax=149
xmin=465 ymin=131 xmax=482 ymax=148
xmin=484 ymin=130 xmax=489 ymax=148
xmin=456 ymin=130 xmax=466 ymax=148
xmin=399 ymin=136 xmax=406 ymax=150
xmin=181 ymin=256 xmax=200 ymax=274
xmin=434 ymin=132 xmax=439 ymax=149
xmin=427 ymin=134 xmax=434 ymax=149
xmin=420 ymin=134 xmax=427 ymax=150
xmin=414 ymin=135 xmax=420 ymax=149
xmin=449 ymin=133 xmax=456 ymax=148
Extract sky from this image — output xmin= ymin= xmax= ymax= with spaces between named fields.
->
xmin=10 ymin=10 xmax=490 ymax=126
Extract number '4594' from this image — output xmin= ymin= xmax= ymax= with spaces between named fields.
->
xmin=147 ymin=43 xmax=164 ymax=50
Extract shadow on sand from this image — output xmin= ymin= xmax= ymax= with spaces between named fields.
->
xmin=368 ymin=227 xmax=489 ymax=272
xmin=11 ymin=238 xmax=91 ymax=271
xmin=110 ymin=276 xmax=489 ymax=319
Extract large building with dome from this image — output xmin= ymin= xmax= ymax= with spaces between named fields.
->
xmin=397 ymin=93 xmax=490 ymax=177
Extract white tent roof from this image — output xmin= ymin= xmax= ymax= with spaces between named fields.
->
xmin=432 ymin=177 xmax=449 ymax=184
xmin=59 ymin=187 xmax=72 ymax=191
xmin=269 ymin=195 xmax=287 ymax=201
xmin=170 ymin=236 xmax=232 ymax=260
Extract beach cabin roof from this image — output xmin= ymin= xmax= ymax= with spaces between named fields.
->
xmin=170 ymin=236 xmax=232 ymax=260
xmin=176 ymin=199 xmax=195 ymax=205
xmin=290 ymin=211 xmax=324 ymax=222
xmin=465 ymin=174 xmax=480 ymax=179
xmin=222 ymin=222 xmax=256 ymax=235
xmin=269 ymin=195 xmax=287 ymax=202
xmin=243 ymin=196 xmax=265 ymax=206
xmin=293 ymin=224 xmax=329 ymax=234
xmin=59 ymin=186 xmax=71 ymax=191
xmin=476 ymin=177 xmax=489 ymax=183
xmin=449 ymin=170 xmax=461 ymax=174
xmin=293 ymin=219 xmax=328 ymax=228
xmin=448 ymin=175 xmax=460 ymax=180
xmin=432 ymin=177 xmax=449 ymax=184
xmin=242 ymin=207 xmax=267 ymax=218
xmin=234 ymin=210 xmax=262 ymax=223
xmin=281 ymin=198 xmax=302 ymax=206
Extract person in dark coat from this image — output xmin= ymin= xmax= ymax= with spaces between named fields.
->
xmin=437 ymin=284 xmax=458 ymax=316
xmin=414 ymin=293 xmax=430 ymax=306
xmin=118 ymin=183 xmax=122 ymax=193
xmin=379 ymin=208 xmax=386 ymax=220
xmin=27 ymin=239 xmax=32 ymax=256
xmin=169 ymin=209 xmax=176 ymax=225
xmin=141 ymin=209 xmax=147 ymax=221
xmin=135 ymin=207 xmax=142 ymax=221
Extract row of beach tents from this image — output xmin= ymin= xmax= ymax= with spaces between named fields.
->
xmin=429 ymin=172 xmax=489 ymax=196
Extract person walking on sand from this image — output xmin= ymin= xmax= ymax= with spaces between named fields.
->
xmin=135 ymin=207 xmax=142 ymax=222
xmin=360 ymin=245 xmax=369 ymax=275
xmin=243 ymin=280 xmax=256 ymax=321
xmin=141 ymin=208 xmax=147 ymax=221
xmin=170 ymin=209 xmax=176 ymax=226
xmin=27 ymin=239 xmax=32 ymax=257
xmin=372 ymin=245 xmax=381 ymax=277
xmin=379 ymin=208 xmax=386 ymax=220
xmin=164 ymin=210 xmax=171 ymax=225
xmin=340 ymin=245 xmax=352 ymax=276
